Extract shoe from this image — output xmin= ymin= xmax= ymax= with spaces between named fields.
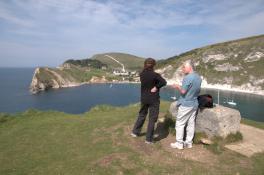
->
xmin=153 ymin=133 xmax=159 ymax=138
xmin=145 ymin=140 xmax=154 ymax=144
xmin=170 ymin=142 xmax=183 ymax=149
xmin=130 ymin=133 xmax=138 ymax=138
xmin=184 ymin=142 xmax=192 ymax=148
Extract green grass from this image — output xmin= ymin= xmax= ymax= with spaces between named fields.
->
xmin=202 ymin=132 xmax=243 ymax=155
xmin=241 ymin=118 xmax=264 ymax=130
xmin=225 ymin=132 xmax=243 ymax=143
xmin=37 ymin=66 xmax=119 ymax=85
xmin=92 ymin=52 xmax=145 ymax=71
xmin=0 ymin=102 xmax=263 ymax=175
xmin=62 ymin=67 xmax=109 ymax=82
xmin=193 ymin=132 xmax=208 ymax=144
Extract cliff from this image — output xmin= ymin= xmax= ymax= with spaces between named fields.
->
xmin=156 ymin=34 xmax=264 ymax=95
xmin=30 ymin=65 xmax=114 ymax=93
xmin=30 ymin=35 xmax=264 ymax=95
xmin=30 ymin=53 xmax=144 ymax=93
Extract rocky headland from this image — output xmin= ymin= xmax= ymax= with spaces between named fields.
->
xmin=30 ymin=35 xmax=264 ymax=95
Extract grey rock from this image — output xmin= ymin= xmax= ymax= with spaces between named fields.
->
xmin=169 ymin=101 xmax=178 ymax=117
xmin=196 ymin=105 xmax=241 ymax=138
xmin=169 ymin=102 xmax=241 ymax=138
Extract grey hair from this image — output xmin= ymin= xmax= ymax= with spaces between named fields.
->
xmin=183 ymin=60 xmax=195 ymax=70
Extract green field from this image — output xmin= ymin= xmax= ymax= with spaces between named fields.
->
xmin=0 ymin=102 xmax=263 ymax=175
xmin=92 ymin=52 xmax=145 ymax=71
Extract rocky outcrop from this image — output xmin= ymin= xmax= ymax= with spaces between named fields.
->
xmin=30 ymin=68 xmax=48 ymax=93
xmin=202 ymin=54 xmax=227 ymax=63
xmin=156 ymin=65 xmax=184 ymax=85
xmin=30 ymin=67 xmax=81 ymax=94
xmin=214 ymin=63 xmax=240 ymax=72
xmin=29 ymin=66 xmax=112 ymax=94
xmin=244 ymin=51 xmax=264 ymax=62
xmin=169 ymin=102 xmax=241 ymax=138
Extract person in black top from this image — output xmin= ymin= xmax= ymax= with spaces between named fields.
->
xmin=131 ymin=58 xmax=167 ymax=144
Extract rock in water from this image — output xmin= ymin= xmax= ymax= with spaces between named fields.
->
xmin=169 ymin=102 xmax=241 ymax=138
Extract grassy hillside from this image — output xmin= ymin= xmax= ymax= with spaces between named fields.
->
xmin=0 ymin=102 xmax=263 ymax=175
xmin=157 ymin=35 xmax=264 ymax=89
xmin=64 ymin=59 xmax=107 ymax=69
xmin=34 ymin=66 xmax=119 ymax=88
xmin=30 ymin=52 xmax=145 ymax=93
xmin=92 ymin=52 xmax=145 ymax=71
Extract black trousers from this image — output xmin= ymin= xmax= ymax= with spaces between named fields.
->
xmin=132 ymin=101 xmax=160 ymax=142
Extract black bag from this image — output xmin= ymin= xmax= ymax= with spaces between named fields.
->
xmin=198 ymin=94 xmax=213 ymax=109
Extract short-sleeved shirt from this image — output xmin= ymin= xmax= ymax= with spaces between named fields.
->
xmin=178 ymin=72 xmax=202 ymax=108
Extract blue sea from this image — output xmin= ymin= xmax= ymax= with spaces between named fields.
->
xmin=0 ymin=68 xmax=263 ymax=122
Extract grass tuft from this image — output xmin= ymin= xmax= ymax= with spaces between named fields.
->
xmin=241 ymin=118 xmax=264 ymax=130
xmin=193 ymin=132 xmax=207 ymax=144
xmin=204 ymin=132 xmax=243 ymax=154
xmin=225 ymin=132 xmax=243 ymax=144
xmin=0 ymin=113 xmax=10 ymax=124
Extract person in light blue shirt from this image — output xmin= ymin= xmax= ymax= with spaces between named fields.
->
xmin=177 ymin=68 xmax=202 ymax=108
xmin=170 ymin=60 xmax=202 ymax=149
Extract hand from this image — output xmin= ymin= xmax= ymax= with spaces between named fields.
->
xmin=151 ymin=86 xmax=157 ymax=93
xmin=170 ymin=84 xmax=180 ymax=90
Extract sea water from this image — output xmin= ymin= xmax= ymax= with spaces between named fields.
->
xmin=0 ymin=68 xmax=263 ymax=122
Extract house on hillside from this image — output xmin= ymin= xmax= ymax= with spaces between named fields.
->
xmin=113 ymin=70 xmax=129 ymax=76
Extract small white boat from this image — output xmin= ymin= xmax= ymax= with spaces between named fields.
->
xmin=227 ymin=100 xmax=237 ymax=106
xmin=109 ymin=84 xmax=113 ymax=88
xmin=171 ymin=96 xmax=177 ymax=100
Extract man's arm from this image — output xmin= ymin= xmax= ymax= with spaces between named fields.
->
xmin=171 ymin=76 xmax=191 ymax=95
xmin=170 ymin=84 xmax=187 ymax=95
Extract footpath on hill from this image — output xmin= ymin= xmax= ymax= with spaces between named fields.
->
xmin=225 ymin=124 xmax=264 ymax=157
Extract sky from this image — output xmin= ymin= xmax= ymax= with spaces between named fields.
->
xmin=0 ymin=0 xmax=264 ymax=67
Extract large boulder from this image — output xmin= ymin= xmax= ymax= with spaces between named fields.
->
xmin=169 ymin=101 xmax=241 ymax=138
xmin=169 ymin=101 xmax=179 ymax=117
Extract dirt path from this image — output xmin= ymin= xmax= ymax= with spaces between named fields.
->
xmin=125 ymin=124 xmax=219 ymax=165
xmin=159 ymin=134 xmax=219 ymax=165
xmin=225 ymin=124 xmax=264 ymax=157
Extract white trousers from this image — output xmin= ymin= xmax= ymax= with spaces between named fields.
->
xmin=175 ymin=106 xmax=197 ymax=144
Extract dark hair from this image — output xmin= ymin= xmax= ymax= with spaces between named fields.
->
xmin=144 ymin=58 xmax=156 ymax=71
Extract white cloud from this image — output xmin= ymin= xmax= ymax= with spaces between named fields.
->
xmin=0 ymin=3 xmax=34 ymax=27
xmin=0 ymin=0 xmax=263 ymax=67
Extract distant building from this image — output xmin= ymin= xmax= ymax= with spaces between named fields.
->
xmin=101 ymin=66 xmax=107 ymax=70
xmin=130 ymin=71 xmax=137 ymax=75
xmin=113 ymin=70 xmax=129 ymax=76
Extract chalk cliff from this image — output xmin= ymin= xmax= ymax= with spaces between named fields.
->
xmin=156 ymin=35 xmax=264 ymax=95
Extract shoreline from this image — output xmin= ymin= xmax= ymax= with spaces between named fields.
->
xmin=166 ymin=80 xmax=264 ymax=97
xmin=201 ymin=85 xmax=264 ymax=97
xmin=30 ymin=81 xmax=141 ymax=94
xmin=31 ymin=80 xmax=264 ymax=97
